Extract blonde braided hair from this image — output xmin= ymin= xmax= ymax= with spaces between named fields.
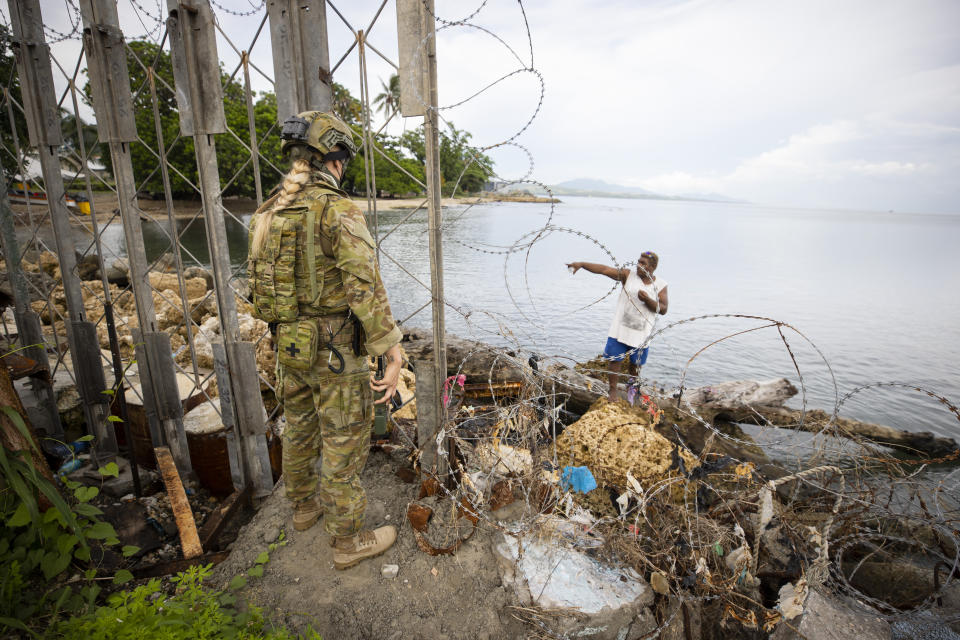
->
xmin=249 ymin=158 xmax=312 ymax=258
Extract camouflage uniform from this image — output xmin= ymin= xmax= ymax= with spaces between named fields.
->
xmin=263 ymin=172 xmax=402 ymax=537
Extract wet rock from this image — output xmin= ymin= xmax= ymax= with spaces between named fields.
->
xmin=758 ymin=520 xmax=803 ymax=578
xmin=38 ymin=251 xmax=59 ymax=276
xmin=770 ymin=588 xmax=890 ymax=640
xmin=0 ymin=269 xmax=54 ymax=304
xmin=843 ymin=560 xmax=935 ymax=609
xmin=75 ymin=251 xmax=100 ymax=281
xmin=107 ymin=258 xmax=130 ymax=286
xmin=891 ymin=610 xmax=960 ymax=639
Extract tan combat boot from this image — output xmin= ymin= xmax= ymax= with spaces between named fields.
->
xmin=332 ymin=525 xmax=397 ymax=570
xmin=292 ymin=496 xmax=323 ymax=531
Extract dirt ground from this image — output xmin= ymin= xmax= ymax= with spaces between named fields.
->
xmin=209 ymin=445 xmax=530 ymax=640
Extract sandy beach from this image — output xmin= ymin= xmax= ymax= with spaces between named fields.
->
xmin=42 ymin=191 xmax=560 ymax=225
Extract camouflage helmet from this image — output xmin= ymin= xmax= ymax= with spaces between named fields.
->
xmin=280 ymin=111 xmax=358 ymax=163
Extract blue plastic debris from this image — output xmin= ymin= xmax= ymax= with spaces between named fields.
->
xmin=57 ymin=458 xmax=83 ymax=475
xmin=561 ymin=466 xmax=598 ymax=494
xmin=69 ymin=439 xmax=90 ymax=454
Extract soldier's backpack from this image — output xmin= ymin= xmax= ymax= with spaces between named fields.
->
xmin=248 ymin=207 xmax=321 ymax=324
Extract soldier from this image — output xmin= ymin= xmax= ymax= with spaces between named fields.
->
xmin=248 ymin=111 xmax=403 ymax=569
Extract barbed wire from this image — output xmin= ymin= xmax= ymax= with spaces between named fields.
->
xmin=387 ymin=2 xmax=960 ymax=637
xmin=127 ymin=0 xmax=165 ymax=41
xmin=209 ymin=0 xmax=265 ymax=18
xmin=2 ymin=1 xmax=957 ymax=638
xmin=41 ymin=0 xmax=83 ymax=43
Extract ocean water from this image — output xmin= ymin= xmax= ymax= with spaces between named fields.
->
xmin=375 ymin=196 xmax=960 ymax=440
xmin=114 ymin=195 xmax=960 ymax=439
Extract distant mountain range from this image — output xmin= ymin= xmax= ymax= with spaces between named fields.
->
xmin=531 ymin=178 xmax=746 ymax=204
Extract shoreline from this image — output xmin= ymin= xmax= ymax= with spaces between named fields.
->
xmin=8 ymin=191 xmax=559 ymax=226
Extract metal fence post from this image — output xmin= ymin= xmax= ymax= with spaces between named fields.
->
xmin=397 ymin=0 xmax=448 ymax=478
xmin=6 ymin=0 xmax=117 ymax=462
xmin=266 ymin=0 xmax=332 ymax=119
xmin=166 ymin=0 xmax=273 ymax=496
xmin=0 ymin=166 xmax=64 ymax=438
xmin=79 ymin=0 xmax=194 ymax=477
xmin=421 ymin=0 xmax=449 ymax=481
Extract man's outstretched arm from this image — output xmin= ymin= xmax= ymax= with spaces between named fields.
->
xmin=566 ymin=261 xmax=627 ymax=282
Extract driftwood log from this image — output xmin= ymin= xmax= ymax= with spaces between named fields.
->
xmin=401 ymin=329 xmax=959 ymax=458
xmin=0 ymin=364 xmax=57 ymax=499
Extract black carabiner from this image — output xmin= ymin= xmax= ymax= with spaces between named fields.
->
xmin=326 ymin=342 xmax=345 ymax=374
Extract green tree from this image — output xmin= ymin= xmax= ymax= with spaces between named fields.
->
xmin=59 ymin=111 xmax=103 ymax=186
xmin=400 ymin=122 xmax=494 ymax=195
xmin=92 ymin=40 xmax=284 ymax=199
xmin=93 ymin=40 xmax=195 ymax=197
xmin=331 ymin=82 xmax=362 ymax=127
xmin=346 ymin=134 xmax=424 ymax=197
xmin=372 ymin=74 xmax=401 ymax=122
xmin=0 ymin=25 xmax=30 ymax=177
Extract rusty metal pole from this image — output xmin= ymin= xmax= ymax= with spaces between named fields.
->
xmin=421 ymin=0 xmax=449 ymax=480
xmin=6 ymin=0 xmax=117 ymax=462
xmin=241 ymin=51 xmax=264 ymax=209
xmin=356 ymin=29 xmax=381 ymax=251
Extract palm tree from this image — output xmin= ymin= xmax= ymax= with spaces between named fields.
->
xmin=372 ymin=74 xmax=401 ymax=122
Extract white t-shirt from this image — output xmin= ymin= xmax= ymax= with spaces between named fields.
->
xmin=608 ymin=270 xmax=667 ymax=348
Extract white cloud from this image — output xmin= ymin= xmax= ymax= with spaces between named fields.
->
xmin=637 ymin=116 xmax=954 ymax=209
xmin=849 ymin=161 xmax=923 ymax=176
xmin=28 ymin=0 xmax=960 ymax=213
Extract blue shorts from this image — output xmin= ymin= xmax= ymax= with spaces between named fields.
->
xmin=604 ymin=337 xmax=649 ymax=366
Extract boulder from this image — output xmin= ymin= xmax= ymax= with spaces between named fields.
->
xmin=75 ymin=251 xmax=100 ymax=281
xmin=38 ymin=251 xmax=59 ymax=276
xmin=393 ymin=367 xmax=417 ymax=419
xmin=183 ymin=266 xmax=214 ymax=291
xmin=844 ymin=560 xmax=936 ymax=609
xmin=770 ymin=588 xmax=890 ymax=640
xmin=145 ymin=273 xmax=205 ymax=298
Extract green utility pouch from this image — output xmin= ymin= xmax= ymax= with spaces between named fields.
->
xmin=249 ymin=213 xmax=299 ymax=323
xmin=276 ymin=319 xmax=319 ymax=370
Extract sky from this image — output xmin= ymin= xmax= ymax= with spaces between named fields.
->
xmin=25 ymin=0 xmax=960 ymax=214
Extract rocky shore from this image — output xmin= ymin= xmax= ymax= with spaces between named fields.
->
xmin=3 ymin=253 xmax=959 ymax=640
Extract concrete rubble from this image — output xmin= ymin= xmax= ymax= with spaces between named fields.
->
xmin=770 ymin=588 xmax=891 ymax=640
xmin=494 ymin=522 xmax=654 ymax=640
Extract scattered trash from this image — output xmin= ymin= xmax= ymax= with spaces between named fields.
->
xmin=381 ymin=564 xmax=399 ymax=579
xmin=495 ymin=534 xmax=653 ymax=615
xmin=776 ymin=578 xmax=808 ymax=621
xmin=651 ymin=572 xmax=670 ymax=595
xmin=560 ymin=465 xmax=597 ymax=493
